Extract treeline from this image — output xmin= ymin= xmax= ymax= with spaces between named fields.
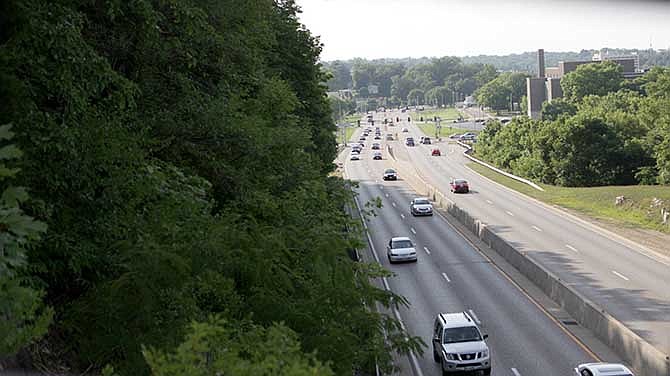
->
xmin=461 ymin=48 xmax=670 ymax=74
xmin=477 ymin=62 xmax=670 ymax=186
xmin=324 ymin=57 xmax=498 ymax=106
xmin=0 ymin=0 xmax=420 ymax=375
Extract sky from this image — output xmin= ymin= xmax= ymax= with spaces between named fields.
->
xmin=296 ymin=0 xmax=670 ymax=61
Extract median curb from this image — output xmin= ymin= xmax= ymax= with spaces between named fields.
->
xmin=386 ymin=154 xmax=670 ymax=376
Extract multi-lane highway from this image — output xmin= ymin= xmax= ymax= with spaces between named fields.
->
xmin=380 ymin=110 xmax=670 ymax=357
xmin=342 ymin=122 xmax=624 ymax=375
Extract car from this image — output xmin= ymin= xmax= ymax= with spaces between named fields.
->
xmin=449 ymin=133 xmax=462 ymax=139
xmin=358 ymin=142 xmax=365 ymax=148
xmin=386 ymin=134 xmax=393 ymax=141
xmin=431 ymin=149 xmax=441 ymax=156
xmin=450 ymin=179 xmax=469 ymax=193
xmin=386 ymin=237 xmax=417 ymax=263
xmin=382 ymin=168 xmax=397 ymax=180
xmin=371 ymin=143 xmax=381 ymax=150
xmin=574 ymin=363 xmax=634 ymax=376
xmin=410 ymin=197 xmax=433 ymax=216
xmin=350 ymin=153 xmax=360 ymax=161
xmin=372 ymin=151 xmax=382 ymax=160
xmin=422 ymin=137 xmax=432 ymax=145
xmin=351 ymin=148 xmax=361 ymax=155
xmin=374 ymin=135 xmax=381 ymax=140
xmin=419 ymin=136 xmax=425 ymax=144
xmin=432 ymin=312 xmax=491 ymax=375
xmin=405 ymin=137 xmax=415 ymax=146
xmin=402 ymin=127 xmax=409 ymax=132
xmin=459 ymin=132 xmax=476 ymax=139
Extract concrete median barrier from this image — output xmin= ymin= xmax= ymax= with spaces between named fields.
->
xmin=384 ymin=154 xmax=670 ymax=376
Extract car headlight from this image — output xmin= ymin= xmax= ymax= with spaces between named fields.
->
xmin=481 ymin=349 xmax=489 ymax=358
xmin=445 ymin=353 xmax=458 ymax=361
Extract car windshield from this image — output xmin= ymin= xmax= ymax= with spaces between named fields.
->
xmin=443 ymin=326 xmax=482 ymax=343
xmin=392 ymin=239 xmax=413 ymax=248
xmin=385 ymin=169 xmax=396 ymax=174
xmin=454 ymin=180 xmax=467 ymax=184
xmin=414 ymin=199 xmax=430 ymax=205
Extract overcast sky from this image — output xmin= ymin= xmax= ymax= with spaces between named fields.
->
xmin=296 ymin=0 xmax=670 ymax=61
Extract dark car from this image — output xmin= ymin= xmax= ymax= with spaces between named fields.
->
xmin=450 ymin=179 xmax=469 ymax=193
xmin=372 ymin=143 xmax=381 ymax=150
xmin=405 ymin=137 xmax=415 ymax=146
xmin=422 ymin=137 xmax=431 ymax=145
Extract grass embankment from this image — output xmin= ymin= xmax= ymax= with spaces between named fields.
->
xmin=468 ymin=163 xmax=670 ymax=234
xmin=417 ymin=123 xmax=476 ymax=139
xmin=416 ymin=107 xmax=462 ymax=121
xmin=336 ymin=126 xmax=357 ymax=144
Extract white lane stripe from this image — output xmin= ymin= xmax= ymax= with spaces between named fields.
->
xmin=566 ymin=244 xmax=579 ymax=253
xmin=506 ymin=211 xmax=515 ymax=217
xmin=612 ymin=270 xmax=630 ymax=281
xmin=375 ymin=179 xmax=378 ymax=183
xmin=423 ymin=246 xmax=431 ymax=255
xmin=400 ymin=213 xmax=405 ymax=219
xmin=532 ymin=225 xmax=543 ymax=232
xmin=486 ymin=199 xmax=493 ymax=205
xmin=392 ymin=202 xmax=397 ymax=207
xmin=468 ymin=309 xmax=481 ymax=325
xmin=410 ymin=227 xmax=417 ymax=235
xmin=441 ymin=272 xmax=451 ymax=282
xmin=385 ymin=193 xmax=389 ymax=197
xmin=511 ymin=368 xmax=521 ymax=376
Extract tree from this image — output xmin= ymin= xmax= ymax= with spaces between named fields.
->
xmin=407 ymin=89 xmax=424 ymax=106
xmin=541 ymin=99 xmax=577 ymax=121
xmin=475 ymin=72 xmax=529 ymax=111
xmin=0 ymin=124 xmax=52 ymax=355
xmin=560 ymin=61 xmax=624 ymax=102
xmin=324 ymin=61 xmax=352 ymax=91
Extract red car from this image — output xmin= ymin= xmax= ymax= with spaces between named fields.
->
xmin=431 ymin=149 xmax=441 ymax=156
xmin=450 ymin=179 xmax=469 ymax=193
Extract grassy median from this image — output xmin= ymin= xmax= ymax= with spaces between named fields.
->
xmin=467 ymin=163 xmax=670 ymax=234
xmin=417 ymin=123 xmax=476 ymax=139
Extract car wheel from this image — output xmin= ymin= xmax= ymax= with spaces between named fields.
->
xmin=441 ymin=359 xmax=449 ymax=376
xmin=483 ymin=367 xmax=491 ymax=375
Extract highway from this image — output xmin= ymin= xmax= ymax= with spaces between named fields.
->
xmin=342 ymin=123 xmax=618 ymax=375
xmin=382 ymin=110 xmax=670 ymax=356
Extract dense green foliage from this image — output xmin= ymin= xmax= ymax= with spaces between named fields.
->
xmin=477 ymin=68 xmax=670 ymax=186
xmin=474 ymin=72 xmax=529 ymax=111
xmin=323 ymin=57 xmax=499 ymax=106
xmin=560 ymin=62 xmax=624 ymax=102
xmin=0 ymin=0 xmax=421 ymax=374
xmin=0 ymin=124 xmax=52 ymax=355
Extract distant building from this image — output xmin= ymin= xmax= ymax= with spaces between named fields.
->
xmin=463 ymin=95 xmax=477 ymax=107
xmin=526 ymin=49 xmax=644 ymax=119
xmin=367 ymin=84 xmax=379 ymax=95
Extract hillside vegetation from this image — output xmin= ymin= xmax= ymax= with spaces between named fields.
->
xmin=0 ymin=1 xmax=420 ymax=374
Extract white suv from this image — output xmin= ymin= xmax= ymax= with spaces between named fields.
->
xmin=574 ymin=363 xmax=634 ymax=376
xmin=410 ymin=197 xmax=433 ymax=216
xmin=432 ymin=312 xmax=491 ymax=375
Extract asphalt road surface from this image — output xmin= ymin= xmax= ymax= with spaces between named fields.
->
xmin=342 ymin=123 xmax=622 ymax=375
xmin=379 ymin=111 xmax=670 ymax=356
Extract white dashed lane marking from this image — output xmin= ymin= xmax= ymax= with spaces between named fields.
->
xmin=410 ymin=227 xmax=416 ymax=235
xmin=441 ymin=272 xmax=451 ymax=282
xmin=400 ymin=214 xmax=405 ymax=219
xmin=532 ymin=225 xmax=543 ymax=232
xmin=612 ymin=270 xmax=630 ymax=281
xmin=423 ymin=247 xmax=431 ymax=255
xmin=486 ymin=200 xmax=493 ymax=205
xmin=468 ymin=309 xmax=481 ymax=325
xmin=506 ymin=211 xmax=515 ymax=217
xmin=566 ymin=244 xmax=579 ymax=253
xmin=511 ymin=368 xmax=521 ymax=376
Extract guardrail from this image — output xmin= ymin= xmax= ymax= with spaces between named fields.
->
xmin=385 ymin=154 xmax=670 ymax=376
xmin=455 ymin=141 xmax=544 ymax=192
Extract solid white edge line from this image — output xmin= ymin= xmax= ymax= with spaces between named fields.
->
xmin=612 ymin=270 xmax=630 ymax=281
xmin=411 ymin=227 xmax=417 ymax=235
xmin=441 ymin=272 xmax=451 ymax=282
xmin=532 ymin=225 xmax=543 ymax=232
xmin=423 ymin=246 xmax=431 ymax=255
xmin=467 ymin=309 xmax=481 ymax=325
xmin=511 ymin=367 xmax=522 ymax=376
xmin=566 ymin=244 xmax=579 ymax=253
